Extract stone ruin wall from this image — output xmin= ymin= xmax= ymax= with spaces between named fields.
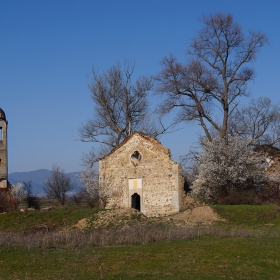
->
xmin=0 ymin=119 xmax=7 ymax=189
xmin=99 ymin=134 xmax=185 ymax=216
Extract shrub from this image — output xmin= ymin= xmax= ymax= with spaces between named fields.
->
xmin=26 ymin=195 xmax=40 ymax=209
xmin=0 ymin=185 xmax=16 ymax=212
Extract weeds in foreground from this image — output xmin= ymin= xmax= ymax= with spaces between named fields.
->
xmin=0 ymin=224 xmax=279 ymax=249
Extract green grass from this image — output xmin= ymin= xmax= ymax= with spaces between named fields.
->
xmin=2 ymin=204 xmax=280 ymax=232
xmin=213 ymin=204 xmax=280 ymax=227
xmin=1 ymin=205 xmax=280 ymax=279
xmin=1 ymin=237 xmax=280 ymax=279
xmin=0 ymin=207 xmax=101 ymax=231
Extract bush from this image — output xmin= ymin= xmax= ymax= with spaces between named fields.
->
xmin=0 ymin=186 xmax=16 ymax=212
xmin=257 ymin=183 xmax=280 ymax=205
xmin=26 ymin=195 xmax=40 ymax=209
xmin=70 ymin=189 xmax=87 ymax=206
xmin=218 ymin=190 xmax=262 ymax=205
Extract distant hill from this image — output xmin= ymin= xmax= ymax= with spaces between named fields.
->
xmin=8 ymin=169 xmax=82 ymax=196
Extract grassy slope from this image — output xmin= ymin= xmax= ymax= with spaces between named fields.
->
xmin=213 ymin=204 xmax=280 ymax=227
xmin=0 ymin=207 xmax=100 ymax=231
xmin=1 ymin=204 xmax=280 ymax=231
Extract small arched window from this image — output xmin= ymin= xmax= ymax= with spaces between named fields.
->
xmin=131 ymin=151 xmax=142 ymax=165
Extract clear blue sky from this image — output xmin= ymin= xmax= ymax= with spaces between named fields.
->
xmin=1 ymin=0 xmax=279 ymax=173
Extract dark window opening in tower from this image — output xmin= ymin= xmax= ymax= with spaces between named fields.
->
xmin=0 ymin=127 xmax=2 ymax=141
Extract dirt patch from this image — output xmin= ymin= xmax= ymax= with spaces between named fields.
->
xmin=72 ymin=206 xmax=224 ymax=230
xmin=166 ymin=206 xmax=225 ymax=226
xmin=72 ymin=218 xmax=89 ymax=230
xmin=72 ymin=208 xmax=148 ymax=230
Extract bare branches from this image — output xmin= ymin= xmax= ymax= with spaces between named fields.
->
xmin=229 ymin=97 xmax=280 ymax=147
xmin=43 ymin=165 xmax=74 ymax=206
xmin=156 ymin=13 xmax=267 ymax=141
xmin=79 ymin=61 xmax=153 ymax=149
xmin=80 ymin=61 xmax=175 ymax=165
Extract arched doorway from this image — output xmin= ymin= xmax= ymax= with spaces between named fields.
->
xmin=131 ymin=193 xmax=140 ymax=211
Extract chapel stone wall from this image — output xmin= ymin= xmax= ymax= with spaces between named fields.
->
xmin=99 ymin=133 xmax=185 ymax=216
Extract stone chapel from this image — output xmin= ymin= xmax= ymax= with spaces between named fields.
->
xmin=98 ymin=132 xmax=185 ymax=217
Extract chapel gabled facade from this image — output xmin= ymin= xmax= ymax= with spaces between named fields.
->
xmin=98 ymin=132 xmax=185 ymax=217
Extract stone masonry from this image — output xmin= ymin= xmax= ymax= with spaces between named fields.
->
xmin=0 ymin=108 xmax=8 ymax=189
xmin=99 ymin=132 xmax=185 ymax=217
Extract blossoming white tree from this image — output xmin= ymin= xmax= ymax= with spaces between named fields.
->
xmin=79 ymin=168 xmax=123 ymax=209
xmin=11 ymin=182 xmax=27 ymax=209
xmin=192 ymin=136 xmax=268 ymax=203
xmin=79 ymin=168 xmax=100 ymax=207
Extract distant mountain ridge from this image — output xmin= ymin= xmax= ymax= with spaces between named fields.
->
xmin=8 ymin=169 xmax=82 ymax=196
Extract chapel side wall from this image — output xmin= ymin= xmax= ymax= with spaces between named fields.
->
xmin=99 ymin=134 xmax=185 ymax=216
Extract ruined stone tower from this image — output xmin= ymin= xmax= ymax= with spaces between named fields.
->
xmin=0 ymin=108 xmax=8 ymax=189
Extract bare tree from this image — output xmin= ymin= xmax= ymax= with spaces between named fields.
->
xmin=23 ymin=181 xmax=40 ymax=209
xmin=79 ymin=60 xmax=172 ymax=166
xmin=229 ymin=97 xmax=280 ymax=148
xmin=23 ymin=180 xmax=33 ymax=197
xmin=43 ymin=165 xmax=74 ymax=207
xmin=156 ymin=13 xmax=267 ymax=142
